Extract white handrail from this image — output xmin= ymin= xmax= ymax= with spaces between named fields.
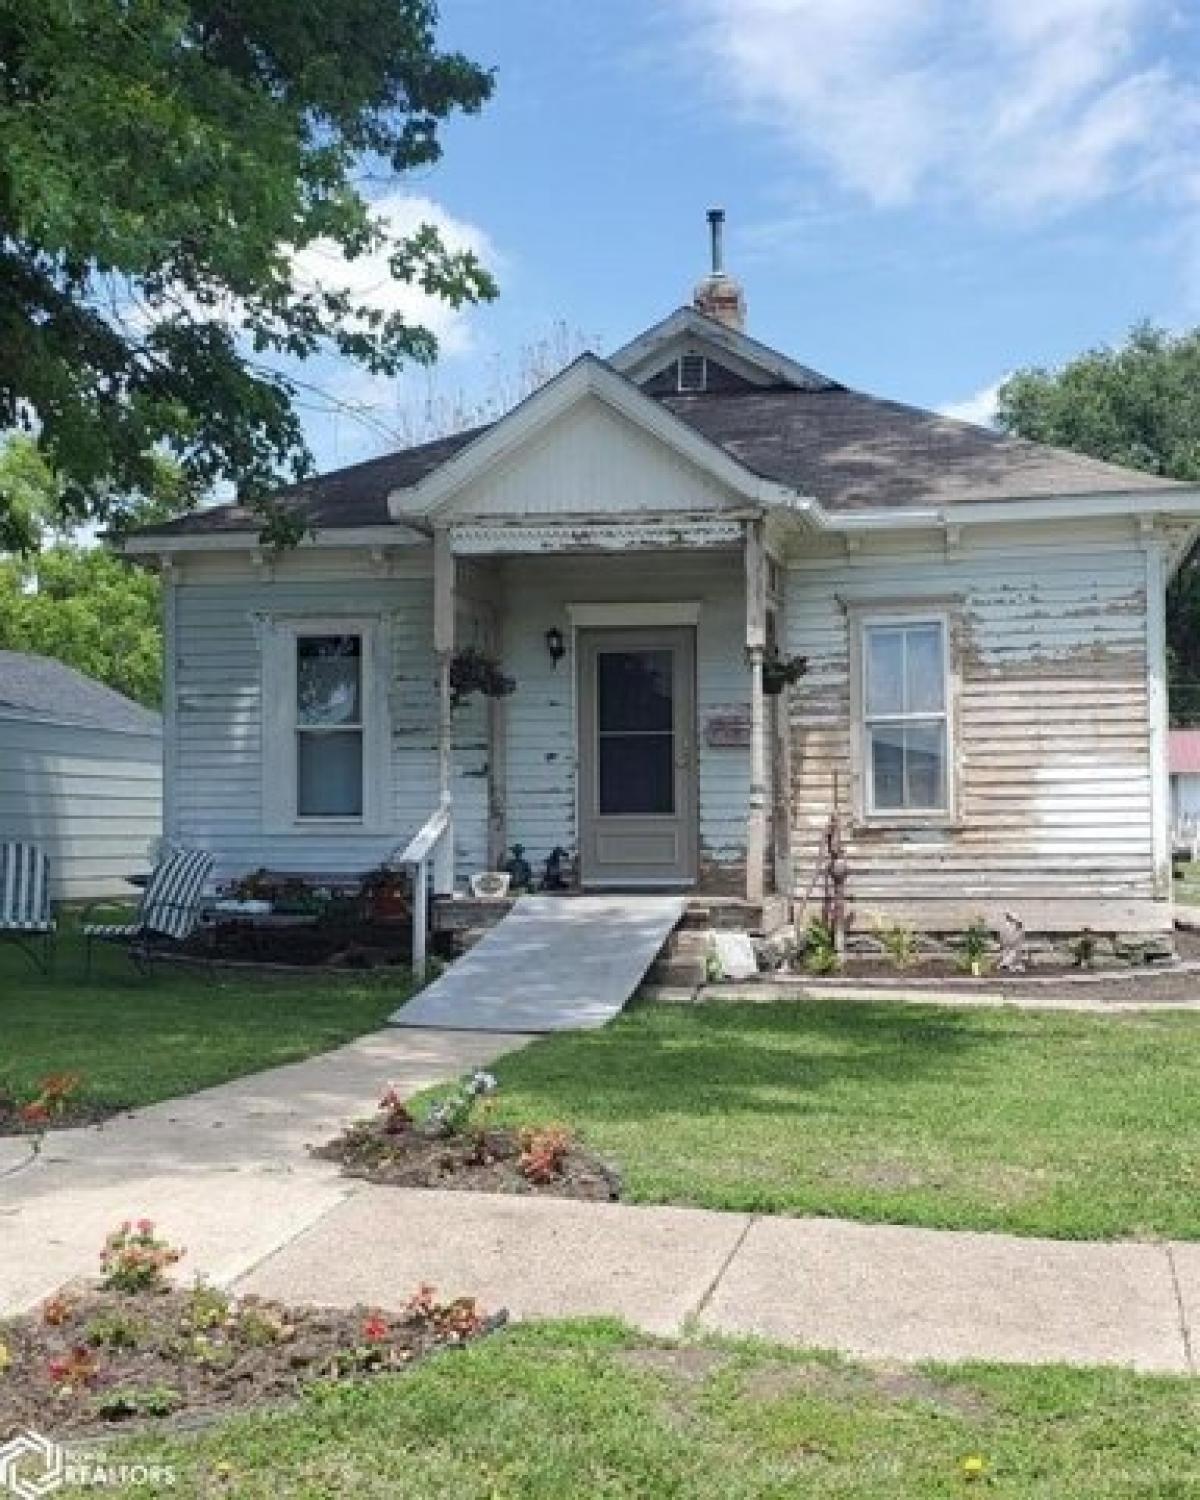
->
xmin=396 ymin=801 xmax=452 ymax=979
xmin=398 ymin=802 xmax=450 ymax=866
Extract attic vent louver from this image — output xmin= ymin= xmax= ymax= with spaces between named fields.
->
xmin=677 ymin=353 xmax=707 ymax=393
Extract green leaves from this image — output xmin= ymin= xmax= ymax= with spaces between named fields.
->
xmin=0 ymin=536 xmax=164 ymax=707
xmin=0 ymin=0 xmax=495 ymax=542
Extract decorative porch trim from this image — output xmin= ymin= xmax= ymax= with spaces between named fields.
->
xmin=449 ymin=519 xmax=742 ymax=554
xmin=567 ymin=602 xmax=702 ymax=628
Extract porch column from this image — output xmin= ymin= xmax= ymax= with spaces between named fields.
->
xmin=485 ymin=597 xmax=508 ymax=870
xmin=433 ymin=527 xmax=456 ymax=895
xmin=745 ymin=519 xmax=768 ymax=903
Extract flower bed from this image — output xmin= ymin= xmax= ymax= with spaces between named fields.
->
xmin=180 ymin=918 xmax=411 ymax=970
xmin=0 ymin=1226 xmax=501 ymax=1439
xmin=315 ymin=1120 xmax=621 ymax=1200
xmin=0 ymin=1073 xmax=115 ymax=1136
xmin=314 ymin=1072 xmax=620 ymax=1202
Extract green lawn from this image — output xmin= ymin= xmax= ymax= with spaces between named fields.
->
xmin=123 ymin=1321 xmax=1200 ymax=1498
xmin=477 ymin=999 xmax=1200 ymax=1241
xmin=0 ymin=921 xmax=410 ymax=1116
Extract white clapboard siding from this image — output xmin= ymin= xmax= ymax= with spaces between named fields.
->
xmin=170 ymin=547 xmax=491 ymax=883
xmin=0 ymin=716 xmax=162 ymax=898
xmin=500 ymin=550 xmax=749 ymax=887
xmin=784 ymin=523 xmax=1159 ymax=928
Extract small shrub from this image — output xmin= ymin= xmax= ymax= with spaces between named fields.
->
xmin=878 ymin=922 xmax=918 ymax=969
xmin=377 ymin=1085 xmax=415 ymax=1135
xmin=100 ymin=1220 xmax=184 ymax=1294
xmin=705 ymin=950 xmax=725 ymax=983
xmin=188 ymin=1333 xmax=234 ymax=1368
xmin=518 ymin=1126 xmax=573 ymax=1184
xmin=180 ymin=1279 xmax=231 ymax=1332
xmin=404 ymin=1282 xmax=486 ymax=1340
xmin=422 ymin=1070 xmax=498 ymax=1139
xmin=48 ymin=1344 xmax=101 ymax=1393
xmin=960 ymin=918 xmax=990 ymax=976
xmin=1072 ymin=928 xmax=1098 ymax=969
xmin=361 ymin=1313 xmax=390 ymax=1343
xmin=801 ymin=919 xmax=839 ymax=975
xmin=94 ymin=1384 xmax=182 ymax=1421
xmin=85 ymin=1311 xmax=144 ymax=1350
xmin=41 ymin=1292 xmax=76 ymax=1327
xmin=238 ymin=1305 xmax=293 ymax=1347
xmin=9 ymin=1072 xmax=84 ymax=1143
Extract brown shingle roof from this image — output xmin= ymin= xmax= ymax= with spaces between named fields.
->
xmin=659 ymin=386 xmax=1184 ymax=511
xmin=135 ymin=426 xmax=483 ymax=539
xmin=130 ymin=373 xmax=1186 ymax=541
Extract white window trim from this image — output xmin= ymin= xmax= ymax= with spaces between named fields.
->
xmin=846 ymin=605 xmax=959 ymax=828
xmin=261 ymin=615 xmax=392 ymax=834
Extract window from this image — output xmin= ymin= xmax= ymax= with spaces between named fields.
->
xmin=261 ymin=616 xmax=388 ymax=832
xmin=862 ymin=619 xmax=949 ymax=814
xmin=295 ymin=634 xmax=364 ymax=818
xmin=677 ymin=353 xmax=707 ymax=392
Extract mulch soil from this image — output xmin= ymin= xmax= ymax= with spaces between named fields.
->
xmin=0 ymin=1283 xmax=503 ymax=1440
xmin=313 ymin=1120 xmax=622 ymax=1202
xmin=179 ymin=919 xmax=411 ymax=969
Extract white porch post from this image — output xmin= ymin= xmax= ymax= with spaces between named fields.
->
xmin=433 ymin=528 xmax=456 ymax=895
xmin=1144 ymin=522 xmax=1171 ymax=899
xmin=745 ymin=519 xmax=768 ymax=903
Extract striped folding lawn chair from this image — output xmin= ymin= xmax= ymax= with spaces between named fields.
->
xmin=0 ymin=842 xmax=55 ymax=972
xmin=82 ymin=846 xmax=214 ymax=976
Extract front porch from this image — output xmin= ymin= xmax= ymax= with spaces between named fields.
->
xmin=430 ymin=513 xmax=789 ymax=906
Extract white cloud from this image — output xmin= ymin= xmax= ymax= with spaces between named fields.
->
xmin=673 ymin=0 xmax=1193 ymax=219
xmin=939 ymin=379 xmax=1005 ymax=427
xmin=290 ymin=193 xmax=497 ymax=358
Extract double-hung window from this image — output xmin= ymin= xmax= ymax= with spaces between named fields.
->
xmin=262 ymin=616 xmax=388 ymax=832
xmin=862 ymin=618 xmax=950 ymax=816
xmin=295 ymin=634 xmax=365 ymax=818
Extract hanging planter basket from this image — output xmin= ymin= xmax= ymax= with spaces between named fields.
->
xmin=448 ymin=647 xmax=516 ymax=709
xmin=761 ymin=651 xmax=808 ymax=696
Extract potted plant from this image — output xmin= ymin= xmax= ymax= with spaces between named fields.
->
xmin=273 ymin=877 xmax=324 ymax=916
xmin=362 ymin=865 xmax=411 ymax=923
xmin=449 ymin=647 xmax=516 ymax=709
xmin=761 ymin=650 xmax=808 ymax=695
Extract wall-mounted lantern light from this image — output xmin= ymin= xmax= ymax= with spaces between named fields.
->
xmin=545 ymin=626 xmax=566 ymax=669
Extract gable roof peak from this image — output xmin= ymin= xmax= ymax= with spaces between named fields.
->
xmin=610 ymin=305 xmax=838 ymax=394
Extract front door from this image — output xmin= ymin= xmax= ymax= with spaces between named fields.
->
xmin=577 ymin=627 xmax=697 ymax=885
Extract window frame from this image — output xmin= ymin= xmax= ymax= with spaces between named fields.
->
xmin=847 ymin=604 xmax=958 ymax=827
xmin=261 ymin=615 xmax=391 ymax=834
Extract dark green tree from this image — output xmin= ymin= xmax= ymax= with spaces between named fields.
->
xmin=0 ymin=0 xmax=494 ymax=545
xmin=0 ymin=435 xmax=184 ymax=703
xmin=997 ymin=325 xmax=1200 ymax=723
xmin=0 ymin=546 xmax=163 ymax=706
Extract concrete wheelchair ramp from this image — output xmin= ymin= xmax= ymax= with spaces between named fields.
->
xmin=389 ymin=895 xmax=685 ymax=1033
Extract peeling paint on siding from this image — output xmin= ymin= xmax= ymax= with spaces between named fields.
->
xmin=785 ymin=532 xmax=1159 ymax=930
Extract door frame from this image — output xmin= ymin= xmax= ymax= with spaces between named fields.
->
xmin=574 ymin=621 xmax=699 ymax=888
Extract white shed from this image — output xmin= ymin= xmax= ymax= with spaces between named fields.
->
xmin=0 ymin=651 xmax=162 ymax=899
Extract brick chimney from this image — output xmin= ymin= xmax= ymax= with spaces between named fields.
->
xmin=693 ymin=208 xmax=746 ymax=331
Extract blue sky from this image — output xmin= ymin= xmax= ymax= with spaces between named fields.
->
xmin=303 ymin=0 xmax=1200 ymax=470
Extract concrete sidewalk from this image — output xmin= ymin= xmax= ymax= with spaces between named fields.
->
xmin=0 ymin=1027 xmax=531 ymax=1315
xmin=236 ymin=1189 xmax=1200 ymax=1373
xmin=5 ymin=1021 xmax=1199 ymax=1374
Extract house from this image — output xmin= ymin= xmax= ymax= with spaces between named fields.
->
xmin=0 ymin=651 xmax=162 ymax=898
xmin=122 ymin=216 xmax=1200 ymax=940
xmin=1169 ymin=730 xmax=1200 ymax=850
